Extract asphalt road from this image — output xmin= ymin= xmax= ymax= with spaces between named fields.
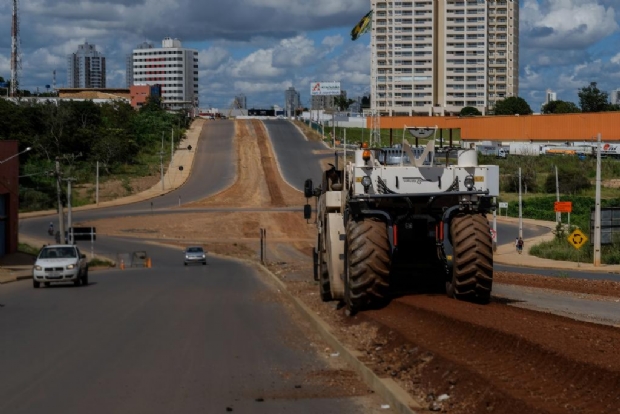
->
xmin=263 ymin=120 xmax=332 ymax=191
xmin=0 ymin=244 xmax=379 ymax=413
xmin=7 ymin=121 xmax=389 ymax=414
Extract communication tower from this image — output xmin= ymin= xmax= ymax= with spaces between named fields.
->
xmin=10 ymin=0 xmax=21 ymax=97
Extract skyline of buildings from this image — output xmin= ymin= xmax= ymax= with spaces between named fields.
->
xmin=127 ymin=37 xmax=199 ymax=110
xmin=370 ymin=0 xmax=519 ymax=115
xmin=66 ymin=42 xmax=106 ymax=89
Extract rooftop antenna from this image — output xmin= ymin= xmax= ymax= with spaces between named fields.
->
xmin=10 ymin=0 xmax=20 ymax=97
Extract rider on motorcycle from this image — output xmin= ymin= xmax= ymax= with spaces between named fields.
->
xmin=48 ymin=222 xmax=54 ymax=236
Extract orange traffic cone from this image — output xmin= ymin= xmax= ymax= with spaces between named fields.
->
xmin=120 ymin=259 xmax=125 ymax=270
xmin=146 ymin=257 xmax=152 ymax=268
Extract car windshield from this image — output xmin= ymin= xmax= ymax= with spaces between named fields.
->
xmin=40 ymin=247 xmax=76 ymax=259
xmin=186 ymin=247 xmax=203 ymax=253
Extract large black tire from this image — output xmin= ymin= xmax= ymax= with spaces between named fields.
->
xmin=318 ymin=251 xmax=332 ymax=302
xmin=447 ymin=214 xmax=493 ymax=303
xmin=345 ymin=218 xmax=391 ymax=314
xmin=82 ymin=268 xmax=89 ymax=286
xmin=33 ymin=280 xmax=40 ymax=288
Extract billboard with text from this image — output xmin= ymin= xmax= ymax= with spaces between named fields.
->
xmin=310 ymin=81 xmax=341 ymax=96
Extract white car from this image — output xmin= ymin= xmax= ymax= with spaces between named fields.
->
xmin=33 ymin=245 xmax=89 ymax=288
xmin=184 ymin=246 xmax=207 ymax=265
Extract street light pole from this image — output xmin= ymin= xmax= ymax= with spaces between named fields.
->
xmin=55 ymin=159 xmax=65 ymax=244
xmin=518 ymin=167 xmax=523 ymax=239
xmin=160 ymin=131 xmax=165 ymax=191
xmin=594 ymin=133 xmax=602 ymax=266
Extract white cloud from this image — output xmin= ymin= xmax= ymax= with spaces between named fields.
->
xmin=521 ymin=0 xmax=618 ymax=49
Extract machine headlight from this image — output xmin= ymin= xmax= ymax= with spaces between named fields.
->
xmin=66 ymin=264 xmax=75 ymax=270
xmin=464 ymin=175 xmax=475 ymax=190
xmin=361 ymin=176 xmax=372 ymax=191
xmin=34 ymin=265 xmax=42 ymax=271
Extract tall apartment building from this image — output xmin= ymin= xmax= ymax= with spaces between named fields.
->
xmin=371 ymin=0 xmax=519 ymax=115
xmin=311 ymin=95 xmax=336 ymax=111
xmin=130 ymin=37 xmax=199 ymax=110
xmin=285 ymin=87 xmax=301 ymax=117
xmin=544 ymin=89 xmax=557 ymax=105
xmin=67 ymin=42 xmax=106 ymax=88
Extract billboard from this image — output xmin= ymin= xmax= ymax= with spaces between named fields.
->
xmin=590 ymin=207 xmax=620 ymax=245
xmin=311 ymin=81 xmax=341 ymax=96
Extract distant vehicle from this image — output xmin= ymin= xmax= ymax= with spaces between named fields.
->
xmin=184 ymin=246 xmax=207 ymax=266
xmin=32 ymin=245 xmax=88 ymax=288
xmin=476 ymin=145 xmax=507 ymax=159
xmin=509 ymin=143 xmax=543 ymax=156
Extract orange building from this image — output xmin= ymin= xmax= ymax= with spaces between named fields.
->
xmin=371 ymin=112 xmax=620 ymax=142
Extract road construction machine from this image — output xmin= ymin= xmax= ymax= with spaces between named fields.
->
xmin=304 ymin=131 xmax=499 ymax=315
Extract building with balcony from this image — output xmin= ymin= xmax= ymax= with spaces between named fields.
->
xmin=67 ymin=42 xmax=106 ymax=88
xmin=370 ymin=0 xmax=519 ymax=115
xmin=129 ymin=38 xmax=199 ymax=110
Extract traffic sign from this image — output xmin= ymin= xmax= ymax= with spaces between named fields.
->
xmin=489 ymin=228 xmax=497 ymax=241
xmin=498 ymin=202 xmax=508 ymax=209
xmin=568 ymin=228 xmax=588 ymax=250
xmin=555 ymin=201 xmax=572 ymax=213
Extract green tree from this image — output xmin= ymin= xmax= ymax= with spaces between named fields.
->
xmin=541 ymin=100 xmax=581 ymax=114
xmin=578 ymin=82 xmax=609 ymax=113
xmin=460 ymin=106 xmax=482 ymax=116
xmin=544 ymin=165 xmax=591 ymax=195
xmin=492 ymin=97 xmax=533 ymax=115
xmin=333 ymin=95 xmax=355 ymax=111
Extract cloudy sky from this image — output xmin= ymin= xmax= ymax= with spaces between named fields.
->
xmin=1 ymin=0 xmax=619 ymax=111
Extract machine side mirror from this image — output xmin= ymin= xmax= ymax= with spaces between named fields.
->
xmin=303 ymin=204 xmax=312 ymax=220
xmin=304 ymin=179 xmax=313 ymax=198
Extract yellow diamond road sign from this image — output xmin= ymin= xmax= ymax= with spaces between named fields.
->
xmin=568 ymin=229 xmax=588 ymax=250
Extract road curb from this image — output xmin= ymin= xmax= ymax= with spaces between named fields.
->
xmin=254 ymin=262 xmax=422 ymax=414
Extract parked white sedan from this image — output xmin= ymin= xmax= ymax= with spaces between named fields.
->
xmin=33 ymin=245 xmax=89 ymax=288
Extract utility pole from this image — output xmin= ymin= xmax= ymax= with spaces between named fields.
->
xmin=171 ymin=127 xmax=174 ymax=166
xmin=55 ymin=159 xmax=65 ymax=244
xmin=160 ymin=131 xmax=165 ymax=191
xmin=594 ymin=133 xmax=602 ymax=266
xmin=518 ymin=167 xmax=523 ymax=239
xmin=555 ymin=165 xmax=560 ymax=224
xmin=66 ymin=178 xmax=75 ymax=244
xmin=96 ymin=161 xmax=99 ymax=205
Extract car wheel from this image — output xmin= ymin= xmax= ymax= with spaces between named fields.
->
xmin=33 ymin=280 xmax=40 ymax=288
xmin=184 ymin=262 xmax=188 ymax=266
xmin=82 ymin=270 xmax=89 ymax=286
xmin=73 ymin=276 xmax=81 ymax=287
xmin=44 ymin=282 xmax=51 ymax=287
xmin=202 ymin=261 xmax=207 ymax=265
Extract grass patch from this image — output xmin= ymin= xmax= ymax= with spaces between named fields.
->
xmin=88 ymin=257 xmax=115 ymax=268
xmin=530 ymin=237 xmax=620 ymax=265
xmin=18 ymin=243 xmax=41 ymax=256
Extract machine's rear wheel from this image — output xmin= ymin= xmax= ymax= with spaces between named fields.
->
xmin=448 ymin=214 xmax=493 ymax=303
xmin=345 ymin=218 xmax=391 ymax=314
xmin=319 ymin=252 xmax=332 ymax=302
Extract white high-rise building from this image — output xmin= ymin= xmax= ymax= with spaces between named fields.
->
xmin=67 ymin=42 xmax=106 ymax=88
xmin=370 ymin=0 xmax=519 ymax=115
xmin=545 ymin=89 xmax=557 ymax=105
xmin=130 ymin=37 xmax=199 ymax=110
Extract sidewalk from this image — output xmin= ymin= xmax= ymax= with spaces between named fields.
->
xmin=1 ymin=119 xmax=206 ymax=285
xmin=493 ymin=216 xmax=620 ymax=274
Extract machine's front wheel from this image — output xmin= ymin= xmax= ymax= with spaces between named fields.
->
xmin=345 ymin=218 xmax=391 ymax=314
xmin=447 ymin=214 xmax=493 ymax=303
